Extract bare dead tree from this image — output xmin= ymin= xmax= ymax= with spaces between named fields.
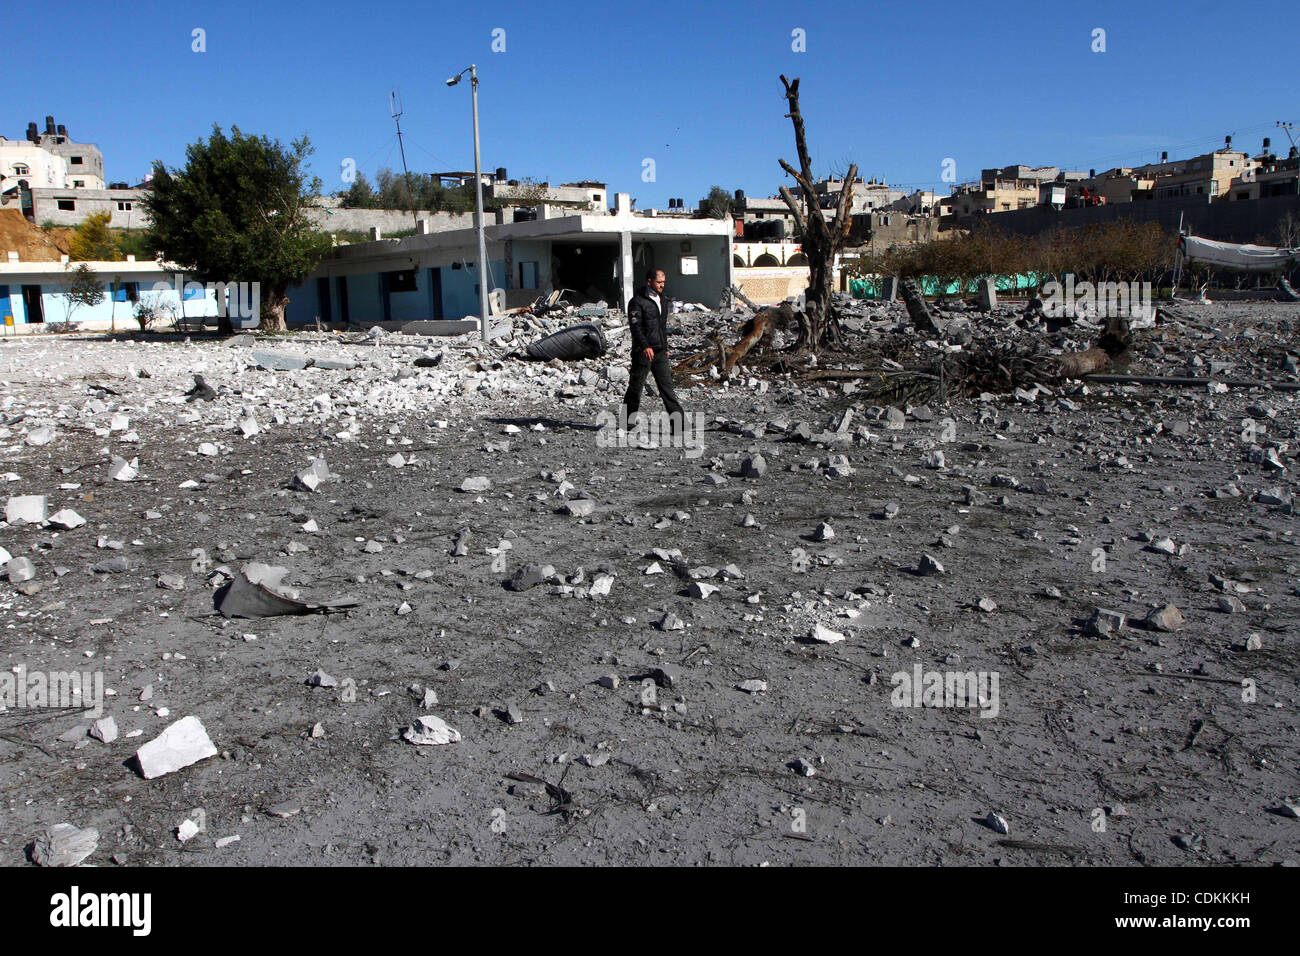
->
xmin=777 ymin=75 xmax=857 ymax=352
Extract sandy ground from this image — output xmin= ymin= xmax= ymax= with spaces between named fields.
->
xmin=1 ymin=301 xmax=1297 ymax=866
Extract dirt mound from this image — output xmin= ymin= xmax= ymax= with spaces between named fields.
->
xmin=0 ymin=208 xmax=70 ymax=261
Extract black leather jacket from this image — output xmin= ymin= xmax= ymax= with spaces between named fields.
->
xmin=627 ymin=285 xmax=670 ymax=352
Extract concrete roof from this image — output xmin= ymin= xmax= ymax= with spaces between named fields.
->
xmin=325 ymin=213 xmax=733 ymax=264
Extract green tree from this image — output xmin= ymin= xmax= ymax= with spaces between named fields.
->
xmin=336 ymin=171 xmax=376 ymax=208
xmin=115 ymin=229 xmax=156 ymax=261
xmin=142 ymin=124 xmax=333 ymax=332
xmin=703 ymin=185 xmax=735 ymax=219
xmin=61 ymin=263 xmax=105 ymax=327
xmin=68 ymin=210 xmax=121 ymax=261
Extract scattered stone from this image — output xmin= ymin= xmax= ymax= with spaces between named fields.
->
xmin=737 ymin=679 xmax=768 ymax=693
xmin=91 ymin=556 xmax=133 ymax=574
xmin=90 ymin=717 xmax=118 ymax=743
xmin=307 ymin=670 xmax=338 ymax=688
xmin=506 ymin=563 xmax=554 ymax=591
xmin=1244 ymin=633 xmax=1263 ymax=651
xmin=460 ymin=476 xmax=491 ymax=493
xmin=659 ymin=612 xmax=685 ymax=631
xmin=1145 ymin=603 xmax=1184 ymax=632
xmin=1088 ymin=608 xmax=1126 ymax=637
xmin=1147 ymin=537 xmax=1177 ymax=555
xmin=812 ymin=521 xmax=834 ymax=541
xmin=596 ymin=674 xmax=619 ymax=689
xmin=983 ymin=811 xmax=1010 ymax=835
xmin=563 ymin=498 xmax=597 ymax=517
xmin=6 ymin=557 xmax=36 ymax=583
xmin=687 ymin=581 xmax=718 ymax=599
xmin=157 ymin=572 xmax=185 ymax=590
xmin=739 ymin=455 xmax=768 ymax=478
xmin=918 ymin=554 xmax=945 ymax=575
xmin=177 ymin=819 xmax=201 ymax=842
xmin=790 ymin=758 xmax=817 ymax=777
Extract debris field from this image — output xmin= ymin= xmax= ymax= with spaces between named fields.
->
xmin=2 ymin=298 xmax=1298 ymax=866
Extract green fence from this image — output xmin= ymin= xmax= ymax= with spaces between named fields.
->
xmin=850 ymin=273 xmax=1051 ymax=299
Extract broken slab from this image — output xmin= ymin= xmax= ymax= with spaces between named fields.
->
xmin=30 ymin=824 xmax=99 ymax=867
xmin=810 ymin=623 xmax=845 ymax=644
xmin=47 ymin=509 xmax=86 ymax=530
xmin=291 ymin=458 xmax=331 ymax=493
xmin=5 ymin=495 xmax=47 ymax=525
xmin=108 ymin=456 xmax=139 ymax=481
xmin=135 ymin=715 xmax=218 ymax=779
xmin=402 ymin=715 xmax=462 ymax=746
xmin=252 ymin=350 xmax=311 ymax=371
xmin=563 ymin=498 xmax=597 ymax=517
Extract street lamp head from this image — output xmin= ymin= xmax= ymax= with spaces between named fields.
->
xmin=445 ymin=76 xmax=460 ymax=86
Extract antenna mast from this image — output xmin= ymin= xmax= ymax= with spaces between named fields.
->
xmin=391 ymin=89 xmax=420 ymax=229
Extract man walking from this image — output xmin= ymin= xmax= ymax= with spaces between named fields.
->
xmin=623 ymin=268 xmax=684 ymax=435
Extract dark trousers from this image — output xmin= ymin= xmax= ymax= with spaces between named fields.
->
xmin=623 ymin=349 xmax=684 ymax=425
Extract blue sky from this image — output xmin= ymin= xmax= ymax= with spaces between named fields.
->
xmin=6 ymin=0 xmax=1294 ymax=207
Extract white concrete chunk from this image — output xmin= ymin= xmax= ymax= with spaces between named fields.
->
xmin=135 ymin=715 xmax=218 ymax=779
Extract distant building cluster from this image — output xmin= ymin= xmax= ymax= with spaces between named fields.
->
xmin=955 ymin=137 xmax=1299 ymax=217
xmin=0 ymin=116 xmax=145 ymax=229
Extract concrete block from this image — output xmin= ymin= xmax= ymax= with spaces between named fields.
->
xmin=135 ymin=715 xmax=218 ymax=779
xmin=5 ymin=495 xmax=47 ymax=524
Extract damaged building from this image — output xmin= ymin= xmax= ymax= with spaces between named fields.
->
xmin=283 ymin=193 xmax=734 ymax=328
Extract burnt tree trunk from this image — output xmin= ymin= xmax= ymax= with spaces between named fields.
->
xmin=777 ymin=75 xmax=856 ymax=354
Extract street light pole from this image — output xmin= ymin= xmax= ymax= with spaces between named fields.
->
xmin=470 ymin=65 xmax=489 ymax=343
xmin=447 ymin=65 xmax=491 ymax=343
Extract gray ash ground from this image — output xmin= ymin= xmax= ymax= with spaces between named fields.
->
xmin=1 ymin=300 xmax=1298 ymax=866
